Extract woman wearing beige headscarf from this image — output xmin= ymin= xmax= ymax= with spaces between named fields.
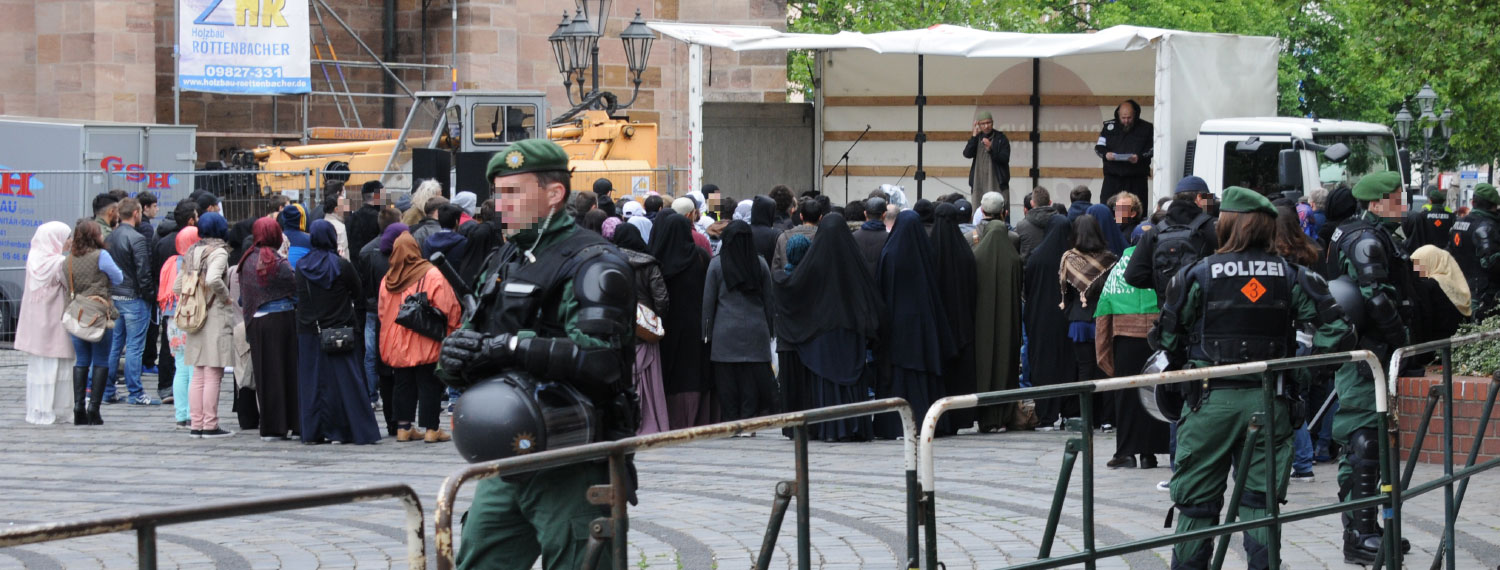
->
xmin=1412 ymin=245 xmax=1472 ymax=317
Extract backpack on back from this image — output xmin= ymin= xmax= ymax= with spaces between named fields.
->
xmin=174 ymin=247 xmax=217 ymax=333
xmin=1151 ymin=214 xmax=1211 ymax=293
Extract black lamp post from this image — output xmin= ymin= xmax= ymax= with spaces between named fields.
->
xmin=1394 ymin=83 xmax=1454 ymax=192
xmin=546 ymin=1 xmax=655 ymax=117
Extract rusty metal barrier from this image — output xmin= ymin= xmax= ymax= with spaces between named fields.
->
xmin=919 ymin=350 xmax=1393 ymax=570
xmin=1384 ymin=329 xmax=1500 ymax=570
xmin=433 ymin=398 xmax=918 ymax=570
xmin=0 ymin=484 xmax=426 ymax=570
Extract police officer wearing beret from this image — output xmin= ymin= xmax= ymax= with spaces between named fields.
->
xmin=440 ymin=139 xmax=639 ymax=570
xmin=1321 ymin=170 xmax=1415 ymax=563
xmin=1096 ymin=100 xmax=1154 ymax=208
xmin=1448 ymin=182 xmax=1500 ymax=320
xmin=1152 ymin=187 xmax=1353 ymax=569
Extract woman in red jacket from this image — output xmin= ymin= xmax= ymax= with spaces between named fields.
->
xmin=379 ymin=232 xmax=462 ymax=443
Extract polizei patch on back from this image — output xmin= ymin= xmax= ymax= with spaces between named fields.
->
xmin=1210 ymin=260 xmax=1286 ymax=279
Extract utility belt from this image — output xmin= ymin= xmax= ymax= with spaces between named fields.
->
xmin=1182 ymin=374 xmax=1306 ymax=427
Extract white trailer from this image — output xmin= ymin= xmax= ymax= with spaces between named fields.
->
xmin=0 ymin=116 xmax=198 ymax=337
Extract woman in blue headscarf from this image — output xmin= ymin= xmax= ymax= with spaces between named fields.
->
xmin=294 ymin=219 xmax=381 ymax=445
xmin=178 ymin=213 xmax=238 ymax=438
xmin=1086 ymin=202 xmax=1129 ymax=256
xmin=280 ymin=204 xmax=312 ymax=268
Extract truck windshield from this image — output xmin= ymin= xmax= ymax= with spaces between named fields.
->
xmin=1314 ymin=134 xmax=1398 ymax=189
xmin=1221 ymin=140 xmax=1294 ymax=195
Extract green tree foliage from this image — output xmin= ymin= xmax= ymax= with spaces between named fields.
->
xmin=786 ymin=0 xmax=1500 ymax=167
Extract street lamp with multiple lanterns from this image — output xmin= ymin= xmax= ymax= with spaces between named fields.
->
xmin=547 ymin=0 xmax=656 ymax=118
xmin=1393 ymin=83 xmax=1454 ymax=192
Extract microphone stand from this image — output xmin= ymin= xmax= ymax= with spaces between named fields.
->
xmin=825 ymin=125 xmax=871 ymax=198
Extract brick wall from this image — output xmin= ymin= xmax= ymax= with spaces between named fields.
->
xmin=2 ymin=0 xmax=788 ymax=170
xmin=1396 ymin=373 xmax=1500 ymax=465
xmin=21 ymin=0 xmax=156 ymax=123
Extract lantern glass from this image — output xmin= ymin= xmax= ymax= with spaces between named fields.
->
xmin=1394 ymin=104 xmax=1413 ymax=141
xmin=1415 ymin=83 xmax=1438 ymax=115
xmin=547 ymin=13 xmax=572 ymax=75
xmin=576 ymin=0 xmax=613 ymax=36
xmin=620 ymin=9 xmax=656 ymax=77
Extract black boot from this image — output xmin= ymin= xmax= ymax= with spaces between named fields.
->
xmin=1342 ymin=429 xmax=1383 ymax=564
xmin=72 ymin=366 xmax=89 ymax=425
xmin=88 ymin=366 xmax=108 ymax=425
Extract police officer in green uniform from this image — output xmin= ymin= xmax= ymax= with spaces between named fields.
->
xmin=439 ymin=139 xmax=639 ymax=570
xmin=1321 ymin=171 xmax=1415 ymax=563
xmin=1152 ymin=186 xmax=1353 ymax=569
xmin=1447 ymin=182 xmax=1500 ymax=320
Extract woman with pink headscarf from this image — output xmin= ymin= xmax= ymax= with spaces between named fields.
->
xmin=19 ymin=221 xmax=76 ymax=424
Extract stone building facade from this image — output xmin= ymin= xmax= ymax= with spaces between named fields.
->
xmin=0 ymin=0 xmax=788 ymax=171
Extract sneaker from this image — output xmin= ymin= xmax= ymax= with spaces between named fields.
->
xmin=1156 ymin=480 xmax=1171 ymax=492
xmin=143 ymin=366 xmax=159 ymax=375
xmin=200 ymin=428 xmax=235 ymax=439
xmin=175 ymin=420 xmax=189 ymax=430
xmin=1291 ymin=470 xmax=1316 ymax=483
xmin=189 ymin=430 xmax=203 ymax=439
xmin=129 ymin=395 xmax=161 ymax=406
xmin=1100 ymin=423 xmax=1115 ymax=433
xmin=260 ymin=436 xmax=282 ymax=442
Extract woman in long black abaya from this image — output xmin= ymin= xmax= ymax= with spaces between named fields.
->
xmin=873 ymin=210 xmax=955 ymax=439
xmin=650 ymin=212 xmax=715 ymax=428
xmin=775 ymin=213 xmax=883 ymax=441
xmin=930 ymin=203 xmax=978 ymax=435
xmin=1024 ymin=215 xmax=1077 ymax=428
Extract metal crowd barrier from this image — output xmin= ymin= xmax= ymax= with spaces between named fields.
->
xmin=1385 ymin=329 xmax=1500 ymax=570
xmin=919 ymin=350 xmax=1394 ymax=570
xmin=432 ymin=398 xmax=918 ymax=570
xmin=0 ymin=484 xmax=426 ymax=570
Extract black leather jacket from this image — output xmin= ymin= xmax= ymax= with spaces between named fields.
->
xmin=106 ymin=222 xmax=154 ymax=300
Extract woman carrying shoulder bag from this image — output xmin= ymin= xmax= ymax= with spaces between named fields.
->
xmin=296 ymin=220 xmax=381 ymax=445
xmin=379 ymin=232 xmax=461 ymax=443
xmin=62 ymin=219 xmax=123 ymax=426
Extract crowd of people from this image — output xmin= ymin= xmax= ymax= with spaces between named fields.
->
xmin=14 ymin=172 xmax=1496 ymax=470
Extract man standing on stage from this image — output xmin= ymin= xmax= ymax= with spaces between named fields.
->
xmin=964 ymin=111 xmax=1011 ymax=206
xmin=1096 ymin=100 xmax=1154 ymax=207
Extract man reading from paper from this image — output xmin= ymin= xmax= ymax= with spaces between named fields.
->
xmin=1096 ymin=100 xmax=1154 ymax=207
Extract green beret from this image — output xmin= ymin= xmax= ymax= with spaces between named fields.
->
xmin=1476 ymin=183 xmax=1500 ymax=205
xmin=1351 ymin=171 xmax=1403 ymax=201
xmin=486 ymin=138 xmax=570 ymax=180
xmin=1219 ymin=185 xmax=1276 ymax=217
xmin=976 ymin=111 xmax=993 ymax=122
xmin=1429 ymin=188 xmax=1447 ymax=202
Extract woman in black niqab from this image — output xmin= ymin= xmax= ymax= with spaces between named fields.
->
xmin=649 ymin=211 xmax=714 ymax=428
xmin=1024 ymin=214 xmax=1078 ymax=428
xmin=929 ymin=202 xmax=979 ymax=434
xmin=775 ymin=213 xmax=883 ymax=441
xmin=873 ymin=210 xmax=956 ymax=439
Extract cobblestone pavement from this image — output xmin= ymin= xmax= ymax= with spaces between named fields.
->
xmin=3 ymin=368 xmax=1499 ymax=569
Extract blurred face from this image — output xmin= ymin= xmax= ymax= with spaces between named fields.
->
xmin=1369 ymin=193 xmax=1406 ymax=219
xmin=494 ymin=172 xmax=564 ymax=236
xmin=143 ymin=203 xmax=159 ymax=219
xmin=1413 ymin=258 xmax=1431 ymax=278
xmin=1114 ymin=197 xmax=1138 ymax=223
xmin=1117 ymin=104 xmax=1136 ymax=129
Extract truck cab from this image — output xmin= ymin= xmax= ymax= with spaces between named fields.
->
xmin=1189 ymin=117 xmax=1402 ymax=200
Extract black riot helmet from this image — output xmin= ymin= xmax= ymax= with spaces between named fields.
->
xmin=452 ymin=370 xmax=598 ymax=463
xmin=1328 ymin=275 xmax=1365 ymax=330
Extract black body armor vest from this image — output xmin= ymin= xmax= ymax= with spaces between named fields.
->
xmin=1185 ymin=251 xmax=1295 ymax=365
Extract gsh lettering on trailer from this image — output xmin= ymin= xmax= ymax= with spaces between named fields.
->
xmin=101 ymin=156 xmax=175 ymax=189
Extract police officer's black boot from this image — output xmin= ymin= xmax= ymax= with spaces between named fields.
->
xmin=1342 ymin=429 xmax=1381 ymax=564
xmin=87 ymin=366 xmax=108 ymax=425
xmin=72 ymin=366 xmax=89 ymax=425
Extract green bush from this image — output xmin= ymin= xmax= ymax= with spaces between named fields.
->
xmin=1451 ymin=314 xmax=1500 ymax=378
